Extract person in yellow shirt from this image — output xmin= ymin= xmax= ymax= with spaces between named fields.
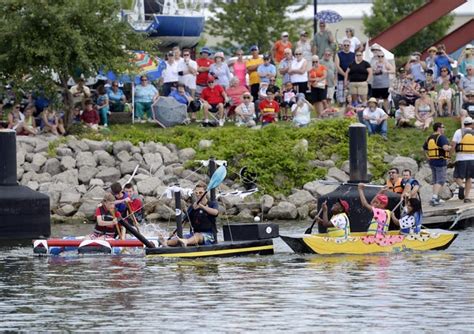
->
xmin=246 ymin=45 xmax=264 ymax=103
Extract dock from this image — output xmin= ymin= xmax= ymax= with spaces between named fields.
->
xmin=423 ymin=194 xmax=474 ymax=229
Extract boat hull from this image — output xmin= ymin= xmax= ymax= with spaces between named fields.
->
xmin=280 ymin=229 xmax=458 ymax=255
xmin=146 ymin=239 xmax=274 ymax=258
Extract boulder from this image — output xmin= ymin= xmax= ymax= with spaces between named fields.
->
xmin=57 ymin=204 xmax=77 ymax=217
xmin=17 ymin=168 xmax=24 ymax=181
xmin=31 ymin=153 xmax=48 ymax=172
xmin=416 ymin=165 xmax=432 ymax=184
xmin=120 ymin=161 xmax=139 ymax=175
xmin=137 ymin=177 xmax=163 ymax=196
xmin=52 ymin=170 xmax=79 ymax=185
xmin=17 ymin=148 xmax=26 ymax=166
xmin=34 ymin=141 xmax=49 ymax=153
xmin=143 ymin=153 xmax=163 ymax=171
xmin=390 ymin=156 xmax=419 ymax=174
xmin=340 ymin=160 xmax=350 ymax=174
xmin=154 ymin=204 xmax=174 ymax=221
xmin=178 ymin=148 xmax=196 ymax=162
xmin=60 ymin=155 xmax=76 ymax=170
xmin=77 ymin=200 xmax=99 ymax=220
xmin=288 ymin=190 xmax=315 ymax=207
xmin=116 ymin=150 xmax=132 ymax=163
xmin=260 ymin=194 xmax=274 ymax=213
xmin=27 ymin=181 xmax=39 ymax=191
xmin=43 ymin=182 xmax=70 ymax=210
xmin=56 ymin=146 xmax=73 ymax=157
xmin=31 ymin=172 xmax=52 ymax=184
xmin=305 ymin=182 xmax=338 ymax=198
xmin=43 ymin=158 xmax=61 ymax=176
xmin=297 ymin=204 xmax=309 ymax=219
xmin=76 ymin=152 xmax=97 ymax=168
xmin=89 ymin=178 xmax=105 ymax=187
xmin=327 ymin=167 xmax=349 ymax=182
xmin=113 ymin=140 xmax=133 ymax=155
xmin=237 ymin=208 xmax=254 ymax=220
xmin=68 ymin=139 xmax=89 ymax=153
xmin=132 ymin=153 xmax=144 ymax=164
xmin=83 ymin=186 xmax=106 ymax=200
xmin=95 ymin=167 xmax=121 ymax=183
xmin=267 ymin=201 xmax=298 ymax=220
xmin=82 ymin=139 xmax=111 ymax=152
xmin=59 ymin=191 xmax=82 ymax=205
xmin=78 ymin=166 xmax=99 ymax=184
xmin=95 ymin=150 xmax=115 ymax=167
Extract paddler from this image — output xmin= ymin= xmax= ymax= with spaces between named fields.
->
xmin=390 ymin=197 xmax=423 ymax=235
xmin=358 ymin=183 xmax=391 ymax=236
xmin=90 ymin=193 xmax=121 ymax=239
xmin=316 ymin=199 xmax=351 ymax=238
xmin=160 ymin=181 xmax=219 ymax=247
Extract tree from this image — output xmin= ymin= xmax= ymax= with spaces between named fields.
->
xmin=207 ymin=0 xmax=310 ymax=54
xmin=363 ymin=0 xmax=453 ymax=57
xmin=0 ymin=0 xmax=151 ymax=127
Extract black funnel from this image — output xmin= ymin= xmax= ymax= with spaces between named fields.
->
xmin=318 ymin=124 xmax=400 ymax=232
xmin=0 ymin=130 xmax=50 ymax=240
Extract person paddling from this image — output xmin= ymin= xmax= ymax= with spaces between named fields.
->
xmin=390 ymin=197 xmax=423 ymax=235
xmin=358 ymin=183 xmax=391 ymax=237
xmin=316 ymin=199 xmax=351 ymax=238
xmin=90 ymin=193 xmax=121 ymax=239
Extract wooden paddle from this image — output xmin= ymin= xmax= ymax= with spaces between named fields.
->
xmin=305 ymin=206 xmax=325 ymax=234
xmin=126 ymin=202 xmax=140 ymax=232
xmin=111 ymin=207 xmax=125 ymax=240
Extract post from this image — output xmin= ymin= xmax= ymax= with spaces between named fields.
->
xmin=209 ymin=157 xmax=216 ymax=202
xmin=349 ymin=123 xmax=369 ymax=183
xmin=174 ymin=184 xmax=183 ymax=238
xmin=0 ymin=130 xmax=18 ymax=186
xmin=313 ymin=0 xmax=318 ymax=36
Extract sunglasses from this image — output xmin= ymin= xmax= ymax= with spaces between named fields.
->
xmin=420 ymin=91 xmax=426 ymax=93
xmin=195 ymin=191 xmax=205 ymax=195
xmin=388 ymin=171 xmax=397 ymax=174
xmin=243 ymin=96 xmax=251 ymax=99
xmin=343 ymin=44 xmax=350 ymax=47
xmin=112 ymin=85 xmax=118 ymax=87
xmin=378 ymin=55 xmax=384 ymax=58
xmin=356 ymin=54 xmax=362 ymax=56
xmin=141 ymin=79 xmax=148 ymax=81
xmin=313 ymin=61 xmax=318 ymax=63
xmin=441 ymin=69 xmax=448 ymax=72
xmin=183 ymin=54 xmax=190 ymax=56
xmin=208 ymin=81 xmax=214 ymax=84
xmin=282 ymin=35 xmax=288 ymax=37
xmin=14 ymin=106 xmax=20 ymax=109
xmin=295 ymin=53 xmax=302 ymax=55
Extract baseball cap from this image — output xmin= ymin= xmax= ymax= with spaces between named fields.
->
xmin=466 ymin=44 xmax=473 ymax=50
xmin=464 ymin=116 xmax=473 ymax=125
xmin=370 ymin=43 xmax=381 ymax=51
xmin=200 ymin=47 xmax=211 ymax=55
xmin=249 ymin=45 xmax=259 ymax=52
xmin=281 ymin=31 xmax=289 ymax=37
xmin=338 ymin=199 xmax=350 ymax=214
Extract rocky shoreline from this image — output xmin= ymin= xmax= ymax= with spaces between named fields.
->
xmin=15 ymin=135 xmax=456 ymax=223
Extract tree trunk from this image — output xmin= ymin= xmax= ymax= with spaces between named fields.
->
xmin=60 ymin=75 xmax=74 ymax=131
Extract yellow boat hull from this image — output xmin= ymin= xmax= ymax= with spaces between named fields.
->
xmin=281 ymin=230 xmax=457 ymax=255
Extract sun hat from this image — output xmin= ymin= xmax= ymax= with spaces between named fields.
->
xmin=466 ymin=90 xmax=474 ymax=96
xmin=428 ymin=46 xmax=438 ymax=52
xmin=200 ymin=47 xmax=211 ymax=55
xmin=464 ymin=116 xmax=473 ymax=125
xmin=370 ymin=43 xmax=381 ymax=51
xmin=281 ymin=31 xmax=289 ymax=37
xmin=338 ymin=199 xmax=350 ymax=214
xmin=214 ymin=51 xmax=225 ymax=59
xmin=368 ymin=97 xmax=378 ymax=104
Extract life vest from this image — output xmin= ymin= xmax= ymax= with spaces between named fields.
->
xmin=399 ymin=211 xmax=422 ymax=235
xmin=425 ymin=134 xmax=450 ymax=160
xmin=455 ymin=128 xmax=474 ymax=153
xmin=367 ymin=208 xmax=391 ymax=236
xmin=327 ymin=213 xmax=351 ymax=238
xmin=93 ymin=205 xmax=117 ymax=237
xmin=386 ymin=178 xmax=404 ymax=194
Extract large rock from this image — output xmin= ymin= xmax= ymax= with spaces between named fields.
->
xmin=178 ymin=148 xmax=196 ymax=162
xmin=327 ymin=167 xmax=349 ymax=182
xmin=82 ymin=139 xmax=111 ymax=152
xmin=137 ymin=177 xmax=163 ymax=196
xmin=260 ymin=194 xmax=274 ymax=213
xmin=154 ymin=204 xmax=174 ymax=221
xmin=83 ymin=186 xmax=106 ymax=200
xmin=34 ymin=140 xmax=49 ymax=153
xmin=78 ymin=166 xmax=99 ymax=184
xmin=297 ymin=204 xmax=309 ymax=219
xmin=31 ymin=172 xmax=53 ymax=184
xmin=77 ymin=200 xmax=99 ymax=220
xmin=143 ymin=153 xmax=163 ymax=170
xmin=304 ymin=181 xmax=338 ymax=198
xmin=43 ymin=158 xmax=61 ymax=176
xmin=27 ymin=181 xmax=39 ymax=191
xmin=56 ymin=146 xmax=73 ymax=157
xmin=57 ymin=204 xmax=77 ymax=217
xmin=52 ymin=170 xmax=79 ymax=185
xmin=17 ymin=148 xmax=26 ymax=166
xmin=95 ymin=150 xmax=115 ymax=167
xmin=267 ymin=201 xmax=298 ymax=220
xmin=113 ymin=140 xmax=133 ymax=155
xmin=76 ymin=152 xmax=97 ymax=168
xmin=89 ymin=178 xmax=105 ymax=187
xmin=68 ymin=139 xmax=89 ymax=153
xmin=415 ymin=165 xmax=432 ymax=184
xmin=116 ymin=150 xmax=132 ymax=163
xmin=60 ymin=155 xmax=76 ymax=170
xmin=120 ymin=161 xmax=139 ymax=175
xmin=42 ymin=182 xmax=70 ymax=210
xmin=288 ymin=190 xmax=315 ymax=207
xmin=59 ymin=191 xmax=82 ymax=205
xmin=390 ymin=156 xmax=419 ymax=174
xmin=31 ymin=153 xmax=47 ymax=172
xmin=95 ymin=167 xmax=121 ymax=183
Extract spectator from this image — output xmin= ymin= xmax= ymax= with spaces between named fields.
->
xmin=390 ymin=67 xmax=408 ymax=108
xmin=42 ymin=107 xmax=65 ymax=135
xmin=21 ymin=105 xmax=38 ymax=136
xmin=345 ymin=51 xmax=372 ymax=105
xmin=319 ymin=48 xmax=336 ymax=107
xmin=402 ymin=74 xmax=421 ymax=106
xmin=436 ymin=66 xmax=453 ymax=85
xmin=230 ymin=49 xmax=247 ymax=88
xmin=235 ymin=92 xmax=256 ymax=127
xmin=292 ymin=93 xmax=312 ymax=127
xmin=278 ymin=48 xmax=293 ymax=86
xmin=257 ymin=54 xmax=277 ymax=85
xmin=296 ymin=30 xmax=313 ymax=71
xmin=107 ymin=81 xmax=126 ymax=113
xmin=372 ymin=52 xmax=395 ymax=113
xmin=414 ymin=88 xmax=435 ymax=130
xmin=226 ymin=77 xmax=249 ymax=120
xmin=280 ymin=81 xmax=296 ymax=120
xmin=272 ymin=32 xmax=292 ymax=64
xmin=201 ymin=76 xmax=228 ymax=127
xmin=386 ymin=167 xmax=404 ymax=194
xmin=395 ymin=99 xmax=415 ymax=127
xmin=96 ymin=85 xmax=110 ymax=127
xmin=134 ymin=75 xmax=159 ymax=122
xmin=345 ymin=27 xmax=361 ymax=53
xmin=178 ymin=48 xmax=198 ymax=98
xmin=425 ymin=46 xmax=439 ymax=80
xmin=424 ymin=69 xmax=437 ymax=94
xmin=434 ymin=44 xmax=455 ymax=77
xmin=405 ymin=53 xmax=426 ymax=85
xmin=459 ymin=64 xmax=474 ymax=102
xmin=267 ymin=78 xmax=281 ymax=104
xmin=437 ymin=80 xmax=455 ymax=117
xmin=460 ymin=90 xmax=474 ymax=125
xmin=450 ymin=117 xmax=474 ymax=203
xmin=362 ymin=97 xmax=388 ymax=139
xmin=308 ymin=55 xmax=327 ymax=116
xmin=196 ymin=47 xmax=214 ymax=95
xmin=170 ymin=83 xmax=200 ymax=121
xmin=335 ymin=40 xmax=355 ymax=105
xmin=81 ymin=99 xmax=100 ymax=130
xmin=7 ymin=103 xmax=25 ymax=134
xmin=313 ymin=21 xmax=335 ymax=59
xmin=69 ymin=78 xmax=91 ymax=109
xmin=259 ymin=89 xmax=279 ymax=125
xmin=209 ymin=52 xmax=231 ymax=89
xmin=458 ymin=44 xmax=474 ymax=77
xmin=289 ymin=48 xmax=308 ymax=94
xmin=162 ymin=51 xmax=179 ymax=96
xmin=246 ymin=45 xmax=264 ymax=103
xmin=423 ymin=122 xmax=451 ymax=206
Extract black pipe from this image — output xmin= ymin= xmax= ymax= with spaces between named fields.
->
xmin=0 ymin=130 xmax=18 ymax=186
xmin=209 ymin=157 xmax=216 ymax=202
xmin=174 ymin=184 xmax=183 ymax=238
xmin=313 ymin=0 xmax=318 ymax=36
xmin=118 ymin=218 xmax=155 ymax=248
xmin=349 ymin=123 xmax=369 ymax=183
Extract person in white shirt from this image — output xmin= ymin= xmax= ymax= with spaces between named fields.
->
xmin=450 ymin=117 xmax=474 ymax=203
xmin=292 ymin=93 xmax=312 ymax=127
xmin=345 ymin=27 xmax=361 ymax=53
xmin=178 ymin=48 xmax=198 ymax=98
xmin=162 ymin=51 xmax=180 ymax=96
xmin=362 ymin=97 xmax=388 ymax=139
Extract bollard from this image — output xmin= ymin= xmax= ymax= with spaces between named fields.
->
xmin=0 ymin=130 xmax=18 ymax=186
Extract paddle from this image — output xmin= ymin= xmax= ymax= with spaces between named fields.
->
xmin=305 ymin=206 xmax=325 ymax=234
xmin=126 ymin=202 xmax=140 ymax=232
xmin=168 ymin=164 xmax=227 ymax=240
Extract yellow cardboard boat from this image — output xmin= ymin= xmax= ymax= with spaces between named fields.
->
xmin=280 ymin=229 xmax=458 ymax=255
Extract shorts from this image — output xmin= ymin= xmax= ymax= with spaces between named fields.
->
xmin=454 ymin=160 xmax=474 ymax=179
xmin=280 ymin=101 xmax=295 ymax=108
xmin=184 ymin=232 xmax=216 ymax=245
xmin=349 ymin=81 xmax=368 ymax=96
xmin=430 ymin=165 xmax=447 ymax=185
xmin=208 ymin=103 xmax=221 ymax=113
xmin=311 ymin=86 xmax=327 ymax=103
xmin=326 ymin=86 xmax=335 ymax=101
xmin=371 ymin=88 xmax=389 ymax=99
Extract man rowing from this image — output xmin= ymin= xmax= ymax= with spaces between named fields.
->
xmin=316 ymin=199 xmax=351 ymax=238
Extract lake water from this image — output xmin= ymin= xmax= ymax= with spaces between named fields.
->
xmin=0 ymin=222 xmax=473 ymax=332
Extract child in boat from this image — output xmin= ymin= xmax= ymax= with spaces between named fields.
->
xmin=110 ymin=182 xmax=130 ymax=217
xmin=123 ymin=183 xmax=144 ymax=224
xmin=358 ymin=183 xmax=391 ymax=236
xmin=316 ymin=199 xmax=351 ymax=238
xmin=91 ymin=193 xmax=121 ymax=239
xmin=390 ymin=197 xmax=423 ymax=235
xmin=161 ymin=181 xmax=219 ymax=247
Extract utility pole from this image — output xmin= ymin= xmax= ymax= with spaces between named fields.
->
xmin=313 ymin=0 xmax=318 ymax=35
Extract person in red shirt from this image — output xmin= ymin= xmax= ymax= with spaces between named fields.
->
xmin=272 ymin=32 xmax=292 ymax=64
xmin=196 ymin=47 xmax=214 ymax=95
xmin=124 ymin=183 xmax=144 ymax=224
xmin=200 ymin=76 xmax=229 ymax=126
xmin=81 ymin=99 xmax=100 ymax=130
xmin=91 ymin=193 xmax=121 ymax=239
xmin=259 ymin=89 xmax=279 ymax=125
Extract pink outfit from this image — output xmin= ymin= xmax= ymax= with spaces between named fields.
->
xmin=233 ymin=61 xmax=247 ymax=87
